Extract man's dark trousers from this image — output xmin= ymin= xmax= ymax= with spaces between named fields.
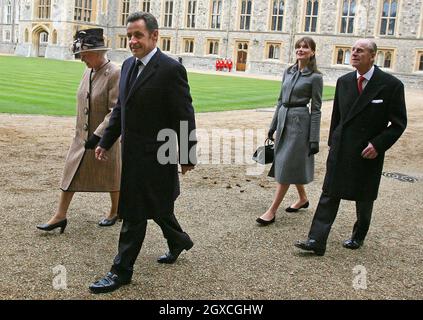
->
xmin=308 ymin=193 xmax=374 ymax=245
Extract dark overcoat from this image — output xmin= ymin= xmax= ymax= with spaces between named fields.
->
xmin=323 ymin=66 xmax=407 ymax=201
xmin=100 ymin=49 xmax=196 ymax=220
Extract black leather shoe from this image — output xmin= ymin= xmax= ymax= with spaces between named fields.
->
xmin=89 ymin=272 xmax=131 ymax=294
xmin=294 ymin=239 xmax=326 ymax=256
xmin=98 ymin=216 xmax=119 ymax=227
xmin=157 ymin=240 xmax=194 ymax=264
xmin=286 ymin=201 xmax=309 ymax=213
xmin=256 ymin=217 xmax=275 ymax=225
xmin=343 ymin=239 xmax=363 ymax=250
xmin=36 ymin=219 xmax=67 ymax=233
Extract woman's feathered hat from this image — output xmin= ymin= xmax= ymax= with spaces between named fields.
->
xmin=71 ymin=28 xmax=110 ymax=55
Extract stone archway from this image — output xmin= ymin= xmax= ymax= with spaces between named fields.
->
xmin=32 ymin=25 xmax=50 ymax=57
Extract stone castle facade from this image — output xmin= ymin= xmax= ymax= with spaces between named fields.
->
xmin=1 ymin=0 xmax=423 ymax=87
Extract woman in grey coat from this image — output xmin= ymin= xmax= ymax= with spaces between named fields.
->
xmin=257 ymin=37 xmax=323 ymax=225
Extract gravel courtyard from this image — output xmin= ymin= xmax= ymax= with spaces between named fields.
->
xmin=0 ymin=89 xmax=422 ymax=300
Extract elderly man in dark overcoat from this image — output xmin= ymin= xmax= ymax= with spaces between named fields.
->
xmin=295 ymin=39 xmax=407 ymax=256
xmin=89 ymin=12 xmax=197 ymax=293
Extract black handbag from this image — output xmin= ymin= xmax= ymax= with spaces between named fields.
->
xmin=252 ymin=138 xmax=274 ymax=164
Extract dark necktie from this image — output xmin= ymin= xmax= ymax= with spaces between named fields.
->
xmin=128 ymin=59 xmax=143 ymax=89
xmin=357 ymin=75 xmax=365 ymax=94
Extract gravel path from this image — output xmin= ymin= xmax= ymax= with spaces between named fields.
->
xmin=0 ymin=89 xmax=422 ymax=300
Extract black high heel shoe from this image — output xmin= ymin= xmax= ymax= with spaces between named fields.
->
xmin=36 ymin=219 xmax=67 ymax=233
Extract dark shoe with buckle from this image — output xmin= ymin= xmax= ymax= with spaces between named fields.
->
xmin=343 ymin=239 xmax=363 ymax=250
xmin=89 ymin=272 xmax=131 ymax=294
xmin=294 ymin=238 xmax=326 ymax=256
xmin=98 ymin=216 xmax=119 ymax=227
xmin=36 ymin=219 xmax=67 ymax=233
xmin=286 ymin=201 xmax=309 ymax=213
xmin=256 ymin=216 xmax=275 ymax=226
xmin=157 ymin=239 xmax=194 ymax=264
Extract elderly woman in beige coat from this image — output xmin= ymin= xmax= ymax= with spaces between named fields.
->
xmin=37 ymin=28 xmax=121 ymax=233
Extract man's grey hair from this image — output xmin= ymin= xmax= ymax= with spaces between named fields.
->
xmin=126 ymin=12 xmax=158 ymax=32
xmin=367 ymin=40 xmax=377 ymax=54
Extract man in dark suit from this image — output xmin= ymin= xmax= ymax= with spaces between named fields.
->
xmin=89 ymin=12 xmax=197 ymax=293
xmin=295 ymin=39 xmax=407 ymax=256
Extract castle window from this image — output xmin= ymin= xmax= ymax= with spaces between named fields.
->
xmin=142 ymin=0 xmax=151 ymax=12
xmin=376 ymin=49 xmax=394 ymax=68
xmin=210 ymin=1 xmax=222 ymax=29
xmin=74 ymin=0 xmax=93 ymax=22
xmin=37 ymin=0 xmax=51 ymax=19
xmin=266 ymin=42 xmax=281 ymax=60
xmin=271 ymin=1 xmax=284 ymax=31
xmin=52 ymin=30 xmax=58 ymax=44
xmin=335 ymin=46 xmax=352 ymax=65
xmin=163 ymin=1 xmax=174 ymax=27
xmin=340 ymin=0 xmax=355 ymax=34
xmin=207 ymin=39 xmax=219 ymax=55
xmin=119 ymin=35 xmax=128 ymax=49
xmin=186 ymin=1 xmax=197 ymax=28
xmin=161 ymin=37 xmax=171 ymax=52
xmin=6 ymin=0 xmax=12 ymax=24
xmin=120 ymin=0 xmax=130 ymax=26
xmin=239 ymin=0 xmax=252 ymax=30
xmin=380 ymin=0 xmax=397 ymax=36
xmin=304 ymin=0 xmax=318 ymax=32
xmin=183 ymin=38 xmax=194 ymax=53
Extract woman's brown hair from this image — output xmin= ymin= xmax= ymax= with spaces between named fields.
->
xmin=294 ymin=36 xmax=320 ymax=73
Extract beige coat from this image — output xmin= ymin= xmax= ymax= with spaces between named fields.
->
xmin=60 ymin=62 xmax=121 ymax=191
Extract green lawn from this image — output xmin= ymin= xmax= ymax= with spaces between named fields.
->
xmin=0 ymin=56 xmax=335 ymax=116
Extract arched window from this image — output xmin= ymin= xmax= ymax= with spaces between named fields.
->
xmin=377 ymin=51 xmax=384 ymax=66
xmin=40 ymin=31 xmax=49 ymax=43
xmin=335 ymin=47 xmax=352 ymax=65
xmin=161 ymin=37 xmax=171 ymax=52
xmin=6 ymin=0 xmax=12 ymax=24
xmin=344 ymin=49 xmax=351 ymax=64
xmin=267 ymin=43 xmax=281 ymax=59
xmin=337 ymin=49 xmax=344 ymax=64
xmin=208 ymin=40 xmax=219 ymax=55
xmin=384 ymin=51 xmax=392 ymax=68
xmin=184 ymin=39 xmax=194 ymax=53
xmin=52 ymin=30 xmax=58 ymax=44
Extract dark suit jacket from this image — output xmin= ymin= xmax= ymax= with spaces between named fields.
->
xmin=100 ymin=49 xmax=197 ymax=220
xmin=323 ymin=65 xmax=407 ymax=201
